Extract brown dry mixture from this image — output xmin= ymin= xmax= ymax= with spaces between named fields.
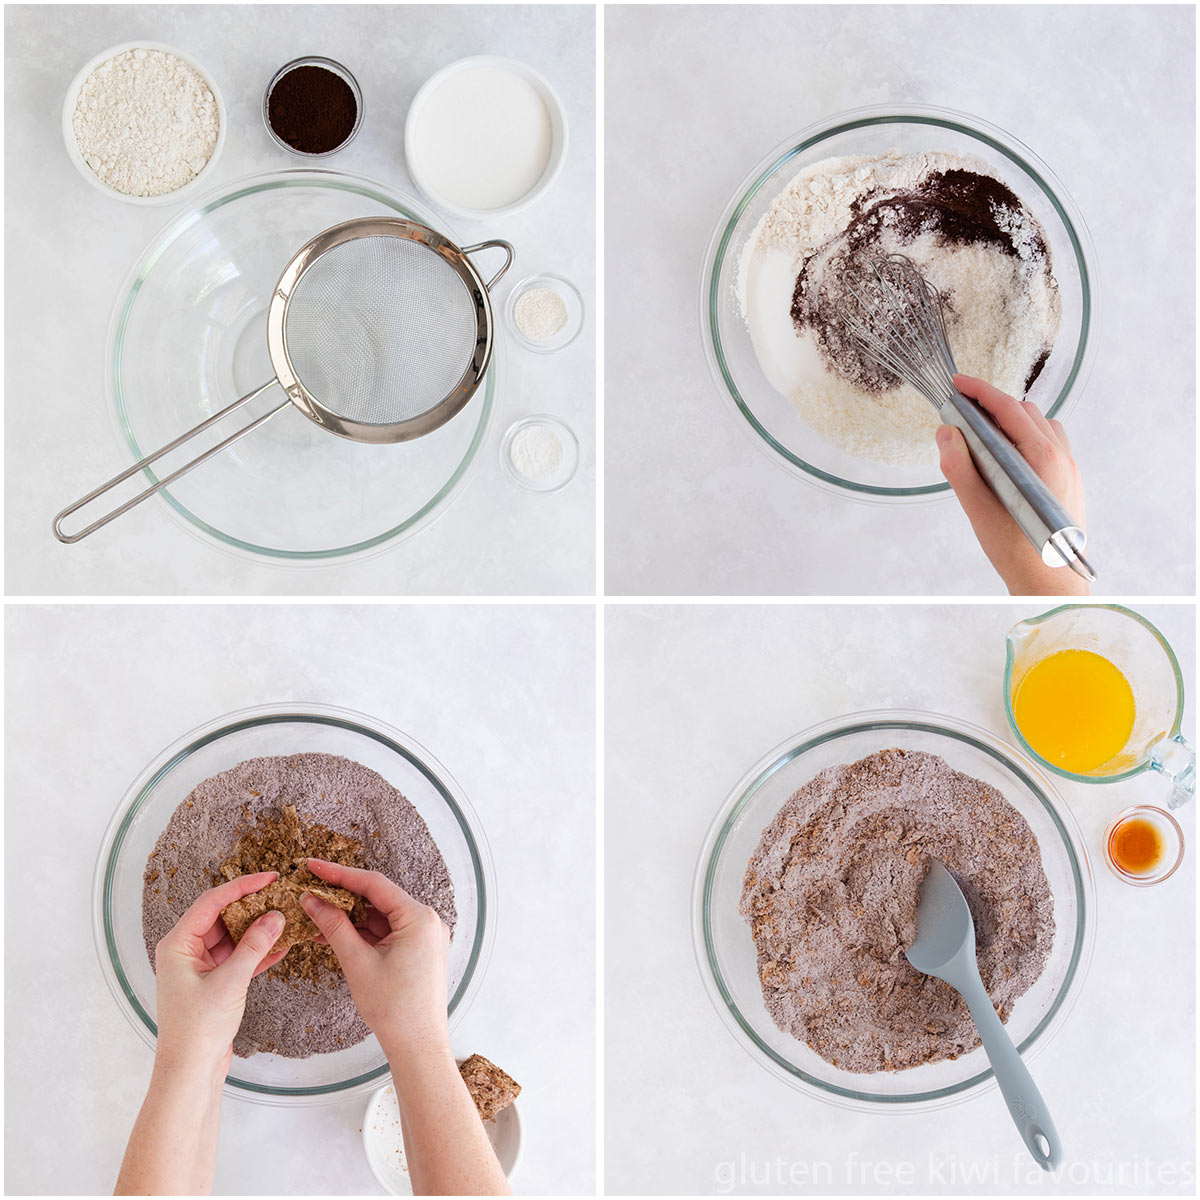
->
xmin=741 ymin=748 xmax=1054 ymax=1073
xmin=214 ymin=803 xmax=367 ymax=985
xmin=459 ymin=1053 xmax=522 ymax=1122
xmin=141 ymin=752 xmax=456 ymax=1058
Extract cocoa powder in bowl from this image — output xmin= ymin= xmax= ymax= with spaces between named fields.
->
xmin=266 ymin=61 xmax=360 ymax=155
xmin=740 ymin=748 xmax=1054 ymax=1074
xmin=141 ymin=753 xmax=455 ymax=1059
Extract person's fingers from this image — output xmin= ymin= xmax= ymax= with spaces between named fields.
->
xmin=360 ymin=908 xmax=392 ymax=940
xmin=218 ymin=911 xmax=287 ymax=987
xmin=306 ymin=859 xmax=415 ymax=926
xmin=1019 ymin=400 xmax=1057 ymax=441
xmin=300 ymin=891 xmax=373 ymax=972
xmin=315 ymin=906 xmax=389 ymax=945
xmin=952 ymin=374 xmax=1051 ymax=459
xmin=937 ymin=426 xmax=1011 ymax=531
xmin=1047 ymin=418 xmax=1071 ymax=453
xmin=207 ymin=931 xmax=236 ymax=963
xmin=206 ymin=932 xmax=288 ymax=976
xmin=248 ymin=948 xmax=290 ymax=979
xmin=175 ymin=871 xmax=279 ymax=939
xmin=203 ymin=920 xmax=232 ymax=951
xmin=952 ymin=373 xmax=1020 ymax=411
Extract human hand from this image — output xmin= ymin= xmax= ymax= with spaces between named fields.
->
xmin=300 ymin=859 xmax=451 ymax=1056
xmin=936 ymin=374 xmax=1090 ymax=597
xmin=153 ymin=871 xmax=289 ymax=1072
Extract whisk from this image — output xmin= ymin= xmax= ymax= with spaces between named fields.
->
xmin=835 ymin=252 xmax=1094 ymax=582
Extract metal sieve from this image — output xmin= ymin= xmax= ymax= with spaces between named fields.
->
xmin=53 ymin=217 xmax=513 ymax=543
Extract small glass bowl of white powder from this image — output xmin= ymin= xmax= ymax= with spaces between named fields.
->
xmin=62 ymin=41 xmax=226 ymax=205
xmin=501 ymin=415 xmax=579 ymax=493
xmin=505 ymin=274 xmax=584 ymax=354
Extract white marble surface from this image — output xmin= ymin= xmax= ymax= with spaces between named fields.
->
xmin=605 ymin=603 xmax=1196 ymax=1194
xmin=4 ymin=5 xmax=595 ymax=596
xmin=604 ymin=5 xmax=1196 ymax=596
xmin=3 ymin=604 xmax=596 ymax=1194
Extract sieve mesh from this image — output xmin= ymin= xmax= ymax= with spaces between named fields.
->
xmin=282 ymin=235 xmax=479 ymax=425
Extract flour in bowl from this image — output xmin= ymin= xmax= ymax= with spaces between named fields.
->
xmin=72 ymin=47 xmax=219 ymax=197
xmin=735 ymin=151 xmax=1061 ymax=464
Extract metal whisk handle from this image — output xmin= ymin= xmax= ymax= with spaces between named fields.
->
xmin=941 ymin=391 xmax=1095 ymax=583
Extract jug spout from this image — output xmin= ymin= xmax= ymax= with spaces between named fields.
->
xmin=1152 ymin=733 xmax=1196 ymax=810
xmin=1004 ymin=616 xmax=1040 ymax=660
xmin=1004 ymin=617 xmax=1043 ymax=687
xmin=1006 ymin=617 xmax=1037 ymax=646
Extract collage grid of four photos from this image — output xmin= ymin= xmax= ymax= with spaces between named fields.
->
xmin=3 ymin=1 xmax=1196 ymax=1196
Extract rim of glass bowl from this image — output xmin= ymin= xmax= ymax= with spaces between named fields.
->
xmin=105 ymin=168 xmax=497 ymax=565
xmin=1003 ymin=603 xmax=1188 ymax=786
xmin=698 ymin=104 xmax=1100 ymax=502
xmin=691 ymin=708 xmax=1096 ymax=1112
xmin=92 ymin=702 xmax=496 ymax=1105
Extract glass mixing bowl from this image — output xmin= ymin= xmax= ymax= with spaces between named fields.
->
xmin=692 ymin=710 xmax=1095 ymax=1113
xmin=699 ymin=105 xmax=1098 ymax=501
xmin=93 ymin=703 xmax=495 ymax=1105
xmin=106 ymin=169 xmax=498 ymax=562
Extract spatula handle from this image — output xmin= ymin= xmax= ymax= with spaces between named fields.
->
xmin=961 ymin=979 xmax=1062 ymax=1171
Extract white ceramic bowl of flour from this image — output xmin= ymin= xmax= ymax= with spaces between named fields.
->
xmin=404 ymin=55 xmax=568 ymax=220
xmin=62 ymin=41 xmax=226 ymax=206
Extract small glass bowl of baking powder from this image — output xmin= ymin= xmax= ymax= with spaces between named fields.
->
xmin=504 ymin=274 xmax=584 ymax=354
xmin=501 ymin=415 xmax=578 ymax=493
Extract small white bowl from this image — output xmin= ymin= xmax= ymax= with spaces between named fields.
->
xmin=505 ymin=273 xmax=585 ymax=354
xmin=501 ymin=415 xmax=579 ymax=494
xmin=363 ymin=1076 xmax=522 ymax=1194
xmin=404 ymin=54 xmax=568 ymax=221
xmin=62 ymin=40 xmax=227 ymax=206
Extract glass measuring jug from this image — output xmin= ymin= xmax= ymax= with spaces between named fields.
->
xmin=1004 ymin=605 xmax=1194 ymax=806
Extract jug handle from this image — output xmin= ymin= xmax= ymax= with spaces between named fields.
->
xmin=1150 ymin=733 xmax=1196 ymax=810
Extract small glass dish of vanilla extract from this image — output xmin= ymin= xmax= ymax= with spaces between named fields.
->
xmin=1104 ymin=806 xmax=1185 ymax=886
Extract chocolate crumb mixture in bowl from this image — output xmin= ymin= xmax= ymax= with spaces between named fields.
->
xmin=693 ymin=711 xmax=1095 ymax=1113
xmin=700 ymin=104 xmax=1098 ymax=501
xmin=94 ymin=704 xmax=494 ymax=1106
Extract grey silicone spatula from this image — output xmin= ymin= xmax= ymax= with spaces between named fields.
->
xmin=906 ymin=859 xmax=1062 ymax=1172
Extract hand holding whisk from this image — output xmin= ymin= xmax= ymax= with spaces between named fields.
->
xmin=835 ymin=252 xmax=1095 ymax=583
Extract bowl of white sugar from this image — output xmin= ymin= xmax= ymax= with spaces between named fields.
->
xmin=700 ymin=104 xmax=1098 ymax=502
xmin=404 ymin=55 xmax=568 ymax=220
xmin=62 ymin=41 xmax=226 ymax=205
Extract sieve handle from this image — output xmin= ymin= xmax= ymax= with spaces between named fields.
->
xmin=53 ymin=381 xmax=289 ymax=544
xmin=940 ymin=392 xmax=1095 ymax=583
xmin=462 ymin=239 xmax=515 ymax=291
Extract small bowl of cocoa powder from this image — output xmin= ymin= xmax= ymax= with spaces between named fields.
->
xmin=263 ymin=56 xmax=363 ymax=157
